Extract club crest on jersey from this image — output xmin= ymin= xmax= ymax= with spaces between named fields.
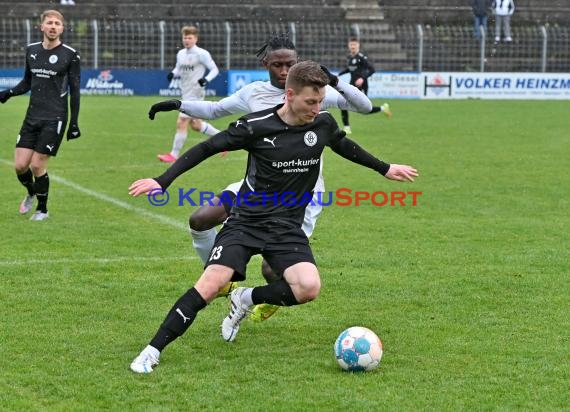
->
xmin=49 ymin=55 xmax=58 ymax=64
xmin=304 ymin=131 xmax=317 ymax=147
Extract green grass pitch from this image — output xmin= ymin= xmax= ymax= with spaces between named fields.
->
xmin=0 ymin=96 xmax=568 ymax=410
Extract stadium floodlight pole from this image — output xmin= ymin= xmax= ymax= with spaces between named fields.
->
xmin=25 ymin=19 xmax=31 ymax=45
xmin=479 ymin=25 xmax=486 ymax=72
xmin=225 ymin=22 xmax=231 ymax=70
xmin=159 ymin=21 xmax=166 ymax=70
xmin=540 ymin=25 xmax=548 ymax=73
xmin=92 ymin=19 xmax=98 ymax=69
xmin=416 ymin=24 xmax=423 ymax=72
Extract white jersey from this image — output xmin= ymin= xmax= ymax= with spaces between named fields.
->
xmin=494 ymin=0 xmax=515 ymax=16
xmin=180 ymin=79 xmax=371 ymax=119
xmin=172 ymin=45 xmax=219 ymax=100
xmin=179 ymin=79 xmax=372 ymax=194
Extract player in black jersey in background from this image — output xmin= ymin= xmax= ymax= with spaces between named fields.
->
xmin=127 ymin=60 xmax=418 ymax=374
xmin=0 ymin=9 xmax=81 ymax=221
xmin=338 ymin=37 xmax=391 ymax=134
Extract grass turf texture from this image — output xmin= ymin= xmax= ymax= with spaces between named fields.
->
xmin=0 ymin=96 xmax=568 ymax=411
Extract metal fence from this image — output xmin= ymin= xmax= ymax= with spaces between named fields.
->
xmin=1 ymin=19 xmax=569 ymax=72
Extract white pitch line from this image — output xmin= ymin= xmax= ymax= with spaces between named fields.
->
xmin=0 ymin=256 xmax=198 ymax=266
xmin=50 ymin=174 xmax=187 ymax=229
xmin=0 ymin=159 xmax=186 ymax=230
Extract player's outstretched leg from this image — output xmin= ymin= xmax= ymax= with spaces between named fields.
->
xmin=221 ymin=287 xmax=253 ymax=342
xmin=369 ymin=103 xmax=392 ymax=119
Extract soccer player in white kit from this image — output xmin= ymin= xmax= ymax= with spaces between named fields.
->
xmin=147 ymin=33 xmax=377 ymax=320
xmin=157 ymin=26 xmax=220 ymax=163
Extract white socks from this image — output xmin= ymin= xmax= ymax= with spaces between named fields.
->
xmin=200 ymin=122 xmax=220 ymax=137
xmin=190 ymin=228 xmax=217 ymax=264
xmin=171 ymin=123 xmax=219 ymax=157
xmin=171 ymin=132 xmax=187 ymax=158
xmin=240 ymin=288 xmax=254 ymax=307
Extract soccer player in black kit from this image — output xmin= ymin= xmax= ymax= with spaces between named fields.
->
xmin=0 ymin=10 xmax=81 ymax=221
xmin=338 ymin=37 xmax=391 ymax=134
xmin=127 ymin=60 xmax=418 ymax=373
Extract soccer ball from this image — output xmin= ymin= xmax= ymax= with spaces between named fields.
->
xmin=334 ymin=326 xmax=383 ymax=372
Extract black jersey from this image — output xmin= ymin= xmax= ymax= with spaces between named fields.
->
xmin=156 ymin=104 xmax=389 ymax=227
xmin=339 ymin=51 xmax=375 ymax=91
xmin=13 ymin=42 xmax=81 ymax=121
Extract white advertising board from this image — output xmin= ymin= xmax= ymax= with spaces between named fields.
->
xmin=422 ymin=72 xmax=570 ymax=99
xmin=364 ymin=71 xmax=569 ymax=100
xmin=367 ymin=72 xmax=422 ymax=99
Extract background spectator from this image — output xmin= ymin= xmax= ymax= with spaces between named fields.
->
xmin=493 ymin=0 xmax=515 ymax=43
xmin=472 ymin=0 xmax=492 ymax=39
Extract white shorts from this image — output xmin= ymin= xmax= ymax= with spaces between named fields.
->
xmin=222 ymin=180 xmax=323 ymax=238
xmin=223 ymin=180 xmax=244 ymax=195
xmin=301 ymin=196 xmax=322 ymax=238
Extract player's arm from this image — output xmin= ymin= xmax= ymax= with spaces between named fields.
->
xmin=198 ymin=52 xmax=219 ymax=87
xmin=149 ymin=91 xmax=248 ymax=120
xmin=129 ymin=133 xmax=230 ymax=196
xmin=323 ymin=81 xmax=372 ymax=113
xmin=320 ymin=66 xmax=372 ymax=114
xmin=362 ymin=56 xmax=376 ymax=79
xmin=167 ymin=52 xmax=181 ymax=81
xmin=66 ymin=51 xmax=81 ymax=140
xmin=329 ymin=131 xmax=418 ymax=182
xmin=0 ymin=60 xmax=32 ymax=103
xmin=129 ymin=120 xmax=250 ymax=195
xmin=182 ymin=92 xmax=248 ymax=118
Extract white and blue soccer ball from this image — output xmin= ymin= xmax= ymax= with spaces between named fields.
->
xmin=334 ymin=326 xmax=383 ymax=372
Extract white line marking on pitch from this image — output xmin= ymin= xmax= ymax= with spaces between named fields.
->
xmin=0 ymin=256 xmax=198 ymax=266
xmin=0 ymin=159 xmax=186 ymax=230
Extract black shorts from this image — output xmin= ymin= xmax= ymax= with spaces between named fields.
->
xmin=17 ymin=118 xmax=66 ymax=156
xmin=205 ymin=218 xmax=316 ymax=281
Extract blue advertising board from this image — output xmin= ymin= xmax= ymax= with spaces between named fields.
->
xmin=227 ymin=70 xmax=270 ymax=94
xmin=3 ymin=68 xmax=568 ymax=100
xmin=0 ymin=69 xmax=25 ymax=89
xmin=2 ymin=69 xmax=271 ymax=97
xmin=0 ymin=69 xmax=227 ymax=96
xmin=80 ymin=69 xmax=227 ymax=97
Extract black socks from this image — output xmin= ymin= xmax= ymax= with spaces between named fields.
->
xmin=33 ymin=173 xmax=49 ymax=213
xmin=252 ymin=279 xmax=300 ymax=307
xmin=17 ymin=169 xmax=35 ymax=196
xmin=149 ymin=287 xmax=207 ymax=351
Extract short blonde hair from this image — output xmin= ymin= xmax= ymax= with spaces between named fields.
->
xmin=41 ymin=10 xmax=65 ymax=25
